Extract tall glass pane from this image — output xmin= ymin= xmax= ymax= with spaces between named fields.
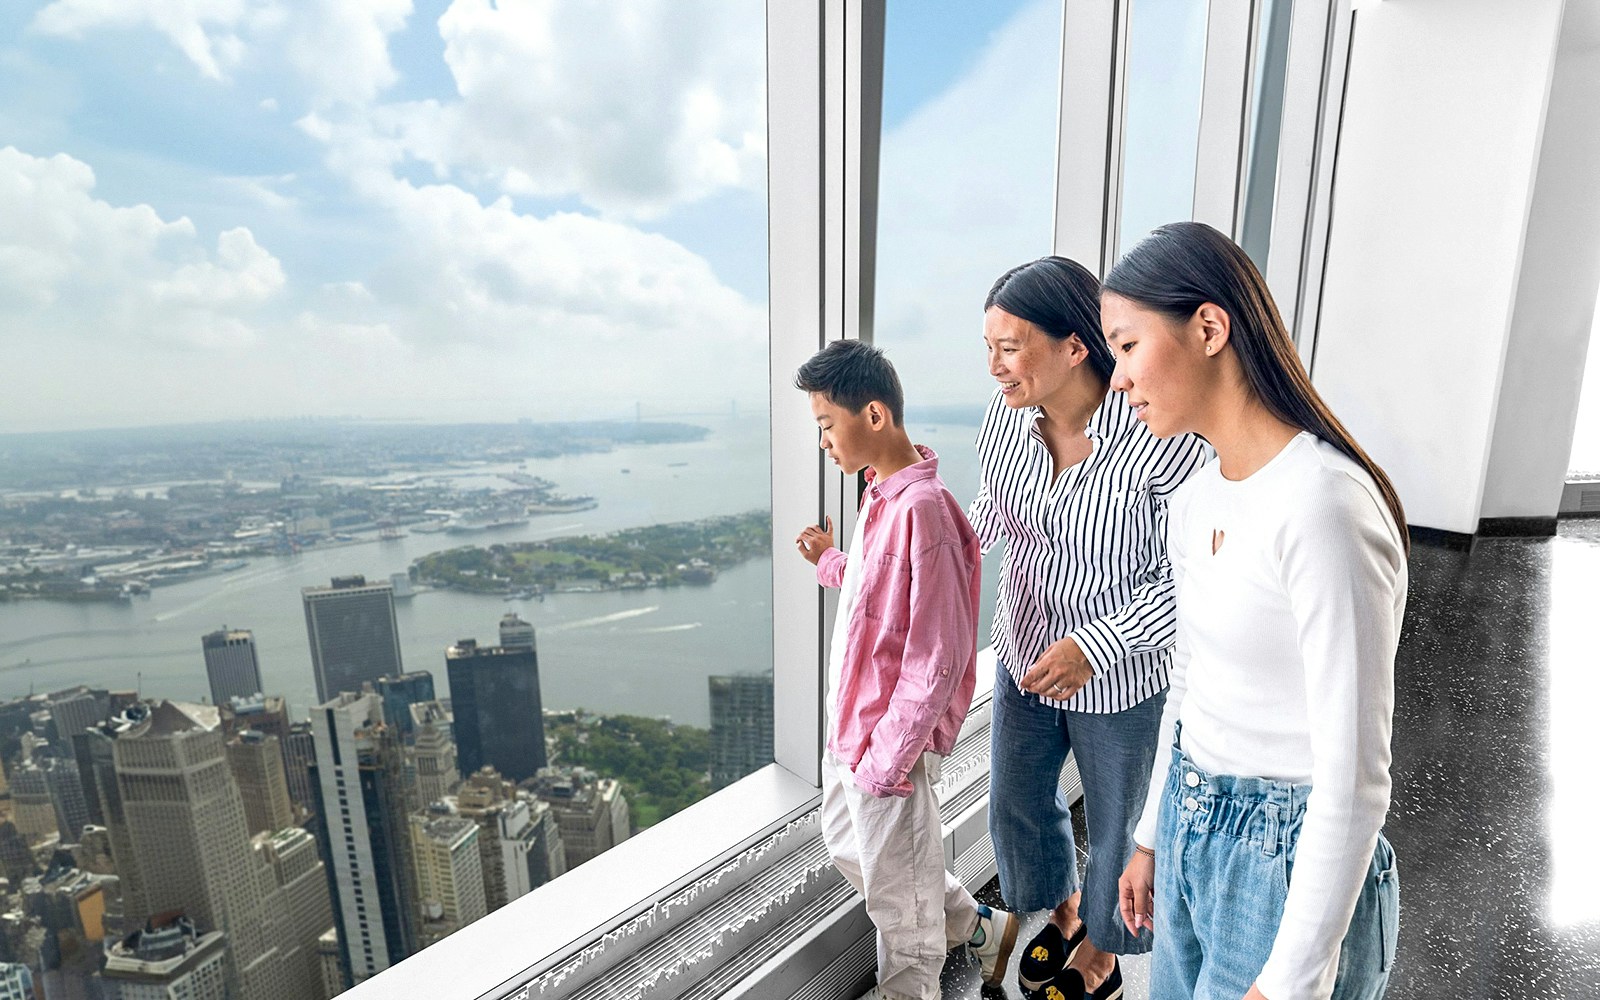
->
xmin=0 ymin=0 xmax=768 ymax=992
xmin=1241 ymin=0 xmax=1296 ymax=268
xmin=873 ymin=0 xmax=1063 ymax=642
xmin=1117 ymin=0 xmax=1209 ymax=256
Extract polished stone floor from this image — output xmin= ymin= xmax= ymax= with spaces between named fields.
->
xmin=931 ymin=518 xmax=1600 ymax=999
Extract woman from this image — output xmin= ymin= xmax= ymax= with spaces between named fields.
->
xmin=1108 ymin=222 xmax=1406 ymax=1000
xmin=970 ymin=256 xmax=1209 ymax=999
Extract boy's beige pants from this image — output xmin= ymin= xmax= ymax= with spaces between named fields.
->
xmin=820 ymin=751 xmax=979 ymax=1000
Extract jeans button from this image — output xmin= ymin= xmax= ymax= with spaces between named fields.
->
xmin=1184 ymin=772 xmax=1200 ymax=787
xmin=1184 ymin=796 xmax=1198 ymax=811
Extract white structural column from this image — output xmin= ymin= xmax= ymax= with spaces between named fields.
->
xmin=1190 ymin=0 xmax=1257 ymax=237
xmin=1052 ymin=0 xmax=1126 ymax=275
xmin=1312 ymin=0 xmax=1582 ymax=534
xmin=1480 ymin=0 xmax=1600 ymax=522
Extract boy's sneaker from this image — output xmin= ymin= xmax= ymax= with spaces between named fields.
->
xmin=970 ymin=903 xmax=1019 ymax=985
xmin=1017 ymin=920 xmax=1086 ymax=996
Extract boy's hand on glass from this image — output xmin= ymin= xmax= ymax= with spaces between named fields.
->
xmin=795 ymin=516 xmax=835 ymax=566
xmin=1021 ymin=636 xmax=1093 ymax=699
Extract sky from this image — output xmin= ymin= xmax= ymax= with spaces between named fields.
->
xmin=5 ymin=0 xmax=1597 ymax=466
xmin=1 ymin=0 xmax=774 ymax=431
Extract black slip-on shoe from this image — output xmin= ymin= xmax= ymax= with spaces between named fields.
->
xmin=1017 ymin=921 xmax=1087 ymax=996
xmin=1072 ymin=958 xmax=1123 ymax=1000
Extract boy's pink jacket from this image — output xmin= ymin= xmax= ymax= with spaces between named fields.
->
xmin=815 ymin=446 xmax=981 ymax=797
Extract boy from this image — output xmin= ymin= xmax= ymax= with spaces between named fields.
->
xmin=793 ymin=340 xmax=1016 ymax=1000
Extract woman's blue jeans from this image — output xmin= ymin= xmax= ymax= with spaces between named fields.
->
xmin=988 ymin=665 xmax=1164 ymax=954
xmin=1151 ymin=741 xmax=1400 ymax=998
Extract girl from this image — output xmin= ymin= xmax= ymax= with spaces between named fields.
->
xmin=1107 ymin=223 xmax=1406 ymax=1000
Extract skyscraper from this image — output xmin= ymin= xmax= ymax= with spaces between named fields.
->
xmin=72 ymin=724 xmax=144 ymax=926
xmin=301 ymin=576 xmax=404 ymax=703
xmin=201 ymin=629 xmax=264 ymax=706
xmin=257 ymin=827 xmax=335 ymax=1000
xmin=408 ymin=701 xmax=458 ymax=807
xmin=226 ymin=731 xmax=295 ymax=835
xmin=446 ymin=636 xmax=546 ymax=783
xmin=46 ymin=687 xmax=108 ymax=752
xmin=409 ymin=810 xmax=487 ymax=948
xmin=112 ymin=701 xmax=309 ymax=1000
xmin=13 ymin=756 xmax=93 ymax=843
xmin=376 ymin=671 xmax=436 ymax=742
xmin=98 ymin=914 xmax=227 ymax=1000
xmin=498 ymin=612 xmax=535 ymax=649
xmin=309 ymin=691 xmax=418 ymax=988
xmin=280 ymin=722 xmax=318 ymax=821
xmin=708 ymin=672 xmax=775 ymax=790
xmin=530 ymin=766 xmax=629 ymax=868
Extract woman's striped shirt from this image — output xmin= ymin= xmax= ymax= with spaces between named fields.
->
xmin=969 ymin=388 xmax=1211 ymax=714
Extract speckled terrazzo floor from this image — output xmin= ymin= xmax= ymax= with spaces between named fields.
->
xmin=927 ymin=518 xmax=1600 ymax=1000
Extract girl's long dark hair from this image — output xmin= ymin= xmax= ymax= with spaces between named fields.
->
xmin=1104 ymin=222 xmax=1409 ymax=551
xmin=986 ymin=256 xmax=1115 ymax=385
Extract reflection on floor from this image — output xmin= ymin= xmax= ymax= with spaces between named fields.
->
xmin=928 ymin=519 xmax=1600 ymax=999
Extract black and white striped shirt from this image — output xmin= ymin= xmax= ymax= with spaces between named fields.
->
xmin=970 ymin=388 xmax=1211 ymax=714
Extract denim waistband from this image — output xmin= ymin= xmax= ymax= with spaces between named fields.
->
xmin=1164 ymin=740 xmax=1312 ymax=857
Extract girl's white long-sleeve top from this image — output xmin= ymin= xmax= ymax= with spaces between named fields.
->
xmin=1133 ymin=431 xmax=1408 ymax=1000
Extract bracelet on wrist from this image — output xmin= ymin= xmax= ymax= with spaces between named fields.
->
xmin=1134 ymin=844 xmax=1155 ymax=859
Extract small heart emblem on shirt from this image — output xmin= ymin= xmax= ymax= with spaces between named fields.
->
xmin=1211 ymin=529 xmax=1225 ymax=555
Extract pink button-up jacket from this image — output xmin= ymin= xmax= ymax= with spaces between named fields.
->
xmin=816 ymin=446 xmax=981 ymax=797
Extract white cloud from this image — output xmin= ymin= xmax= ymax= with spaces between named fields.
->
xmin=30 ymin=0 xmax=258 ymax=81
xmin=280 ymin=0 xmax=411 ymax=107
xmin=31 ymin=0 xmax=409 ymax=107
xmin=0 ymin=146 xmax=284 ymax=349
xmin=340 ymin=0 xmax=765 ymax=218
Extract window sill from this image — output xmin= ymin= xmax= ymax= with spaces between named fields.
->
xmin=341 ymin=762 xmax=821 ymax=1000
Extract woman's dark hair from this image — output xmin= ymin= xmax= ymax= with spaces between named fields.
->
xmin=1104 ymin=221 xmax=1408 ymax=550
xmin=794 ymin=339 xmax=905 ymax=425
xmin=986 ymin=256 xmax=1114 ymax=385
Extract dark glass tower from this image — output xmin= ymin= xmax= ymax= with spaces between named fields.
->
xmin=375 ymin=671 xmax=436 ymax=742
xmin=301 ymin=576 xmax=403 ymax=703
xmin=445 ymin=636 xmax=547 ymax=784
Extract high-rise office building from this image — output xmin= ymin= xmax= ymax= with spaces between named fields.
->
xmin=257 ymin=827 xmax=335 ymax=1000
xmin=12 ymin=762 xmax=60 ymax=843
xmin=14 ymin=755 xmax=94 ymax=843
xmin=450 ymin=767 xmax=564 ymax=912
xmin=98 ymin=914 xmax=227 ymax=1000
xmin=219 ymin=694 xmax=291 ymax=742
xmin=376 ymin=671 xmax=436 ymax=742
xmin=498 ymin=612 xmax=535 ymax=650
xmin=301 ymin=576 xmax=404 ymax=703
xmin=72 ymin=724 xmax=144 ymax=925
xmin=200 ymin=629 xmax=264 ymax=707
xmin=409 ymin=810 xmax=487 ymax=948
xmin=309 ymin=691 xmax=418 ymax=989
xmin=226 ymin=731 xmax=295 ymax=835
xmin=529 ymin=766 xmax=629 ymax=868
xmin=316 ymin=929 xmax=342 ymax=999
xmin=708 ymin=672 xmax=775 ymax=790
xmin=112 ymin=701 xmax=309 ymax=1000
xmin=446 ymin=636 xmax=546 ymax=783
xmin=409 ymin=701 xmax=458 ymax=807
xmin=281 ymin=722 xmax=318 ymax=821
xmin=47 ymin=687 xmax=108 ymax=751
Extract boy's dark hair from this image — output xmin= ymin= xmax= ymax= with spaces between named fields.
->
xmin=794 ymin=340 xmax=905 ymax=425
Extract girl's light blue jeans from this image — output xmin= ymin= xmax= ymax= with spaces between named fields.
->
xmin=1151 ymin=739 xmax=1400 ymax=999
